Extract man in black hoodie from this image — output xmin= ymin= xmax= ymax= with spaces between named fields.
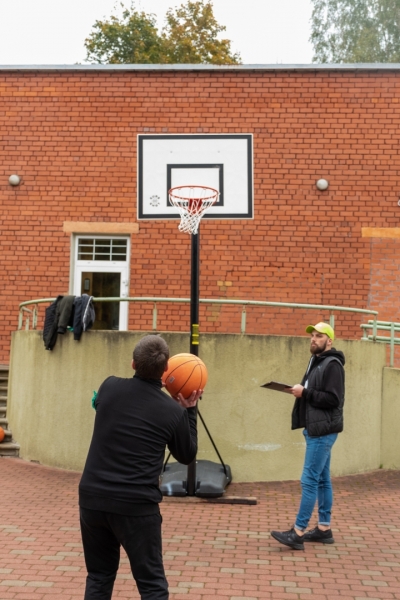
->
xmin=79 ymin=335 xmax=201 ymax=599
xmin=271 ymin=322 xmax=345 ymax=551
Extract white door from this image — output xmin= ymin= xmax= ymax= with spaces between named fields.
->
xmin=73 ymin=236 xmax=130 ymax=331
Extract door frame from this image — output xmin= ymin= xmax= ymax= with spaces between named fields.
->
xmin=72 ymin=235 xmax=130 ymax=331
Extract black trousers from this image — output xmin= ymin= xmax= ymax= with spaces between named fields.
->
xmin=80 ymin=507 xmax=168 ymax=600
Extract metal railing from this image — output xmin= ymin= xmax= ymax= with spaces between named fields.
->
xmin=19 ymin=296 xmax=400 ymax=365
xmin=361 ymin=320 xmax=400 ymax=367
xmin=19 ymin=296 xmax=378 ymax=335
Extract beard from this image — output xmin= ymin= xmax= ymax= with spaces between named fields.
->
xmin=310 ymin=339 xmax=329 ymax=355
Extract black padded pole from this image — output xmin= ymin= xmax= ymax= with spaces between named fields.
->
xmin=186 ymin=226 xmax=200 ymax=495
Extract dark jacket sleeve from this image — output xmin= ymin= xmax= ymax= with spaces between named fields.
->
xmin=302 ymin=361 xmax=344 ymax=409
xmin=93 ymin=377 xmax=113 ymax=410
xmin=43 ymin=295 xmax=63 ymax=350
xmin=43 ymin=300 xmax=58 ymax=349
xmin=74 ymin=294 xmax=93 ymax=340
xmin=73 ymin=296 xmax=84 ymax=340
xmin=82 ymin=296 xmax=95 ymax=332
xmin=167 ymin=407 xmax=198 ymax=465
xmin=57 ymin=296 xmax=75 ymax=334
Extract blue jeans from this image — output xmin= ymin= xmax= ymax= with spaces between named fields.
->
xmin=295 ymin=429 xmax=338 ymax=531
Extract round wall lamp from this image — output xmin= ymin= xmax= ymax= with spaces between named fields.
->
xmin=9 ymin=174 xmax=21 ymax=186
xmin=316 ymin=178 xmax=329 ymax=191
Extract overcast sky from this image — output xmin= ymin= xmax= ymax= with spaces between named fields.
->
xmin=0 ymin=0 xmax=314 ymax=65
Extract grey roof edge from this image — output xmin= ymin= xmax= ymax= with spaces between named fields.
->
xmin=1 ymin=63 xmax=400 ymax=72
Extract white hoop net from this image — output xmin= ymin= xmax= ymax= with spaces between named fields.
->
xmin=168 ymin=186 xmax=219 ymax=235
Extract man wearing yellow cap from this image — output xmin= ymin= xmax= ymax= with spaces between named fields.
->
xmin=271 ymin=322 xmax=345 ymax=551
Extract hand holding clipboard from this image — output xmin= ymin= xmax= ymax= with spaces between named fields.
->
xmin=261 ymin=381 xmax=293 ymax=393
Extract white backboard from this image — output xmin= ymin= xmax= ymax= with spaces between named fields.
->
xmin=137 ymin=134 xmax=253 ymax=220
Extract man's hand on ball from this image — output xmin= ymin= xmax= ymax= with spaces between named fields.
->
xmin=174 ymin=389 xmax=203 ymax=408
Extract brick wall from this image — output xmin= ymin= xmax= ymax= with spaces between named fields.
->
xmin=1 ymin=67 xmax=400 ymax=364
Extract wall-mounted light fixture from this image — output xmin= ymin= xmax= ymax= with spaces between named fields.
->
xmin=9 ymin=174 xmax=21 ymax=186
xmin=316 ymin=179 xmax=329 ymax=191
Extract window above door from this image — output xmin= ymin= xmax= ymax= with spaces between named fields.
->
xmin=77 ymin=238 xmax=128 ymax=262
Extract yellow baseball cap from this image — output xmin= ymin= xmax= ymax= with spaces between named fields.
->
xmin=305 ymin=322 xmax=335 ymax=340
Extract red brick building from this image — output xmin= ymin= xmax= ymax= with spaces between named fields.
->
xmin=1 ymin=64 xmax=400 ymax=364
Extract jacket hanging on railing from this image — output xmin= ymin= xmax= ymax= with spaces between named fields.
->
xmin=43 ymin=294 xmax=95 ymax=349
xmin=43 ymin=295 xmax=62 ymax=350
xmin=73 ymin=294 xmax=95 ymax=341
xmin=43 ymin=295 xmax=75 ymax=350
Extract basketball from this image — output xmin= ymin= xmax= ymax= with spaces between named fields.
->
xmin=163 ymin=353 xmax=208 ymax=399
xmin=0 ymin=426 xmax=5 ymax=443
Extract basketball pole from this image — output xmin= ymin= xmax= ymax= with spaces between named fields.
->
xmin=187 ymin=227 xmax=200 ymax=496
xmin=159 ymin=186 xmax=232 ymax=498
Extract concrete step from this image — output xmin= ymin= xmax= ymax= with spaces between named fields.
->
xmin=0 ymin=369 xmax=9 ymax=382
xmin=0 ymin=441 xmax=20 ymax=457
xmin=0 ymin=424 xmax=20 ymax=457
xmin=0 ymin=366 xmax=15 ymax=456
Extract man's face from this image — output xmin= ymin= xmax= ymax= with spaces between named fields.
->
xmin=310 ymin=331 xmax=331 ymax=355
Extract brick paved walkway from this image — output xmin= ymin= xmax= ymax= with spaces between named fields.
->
xmin=1 ymin=457 xmax=400 ymax=599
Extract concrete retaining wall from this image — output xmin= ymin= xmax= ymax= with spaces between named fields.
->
xmin=8 ymin=329 xmax=398 ymax=481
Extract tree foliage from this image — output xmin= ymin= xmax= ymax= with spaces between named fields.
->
xmin=85 ymin=6 xmax=163 ymax=64
xmin=161 ymin=1 xmax=240 ymax=64
xmin=84 ymin=1 xmax=241 ymax=65
xmin=311 ymin=0 xmax=400 ymax=63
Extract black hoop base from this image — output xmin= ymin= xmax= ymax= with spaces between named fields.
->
xmin=160 ymin=460 xmax=232 ymax=498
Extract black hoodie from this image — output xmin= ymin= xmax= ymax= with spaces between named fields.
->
xmin=79 ymin=374 xmax=197 ymax=515
xmin=291 ymin=348 xmax=345 ymax=437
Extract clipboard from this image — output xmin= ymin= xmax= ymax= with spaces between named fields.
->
xmin=261 ymin=381 xmax=293 ymax=393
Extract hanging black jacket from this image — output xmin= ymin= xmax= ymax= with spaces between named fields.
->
xmin=79 ymin=374 xmax=197 ymax=515
xmin=43 ymin=296 xmax=62 ymax=350
xmin=43 ymin=295 xmax=75 ymax=350
xmin=291 ymin=348 xmax=345 ymax=437
xmin=73 ymin=294 xmax=95 ymax=341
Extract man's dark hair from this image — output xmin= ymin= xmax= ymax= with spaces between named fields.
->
xmin=133 ymin=335 xmax=169 ymax=379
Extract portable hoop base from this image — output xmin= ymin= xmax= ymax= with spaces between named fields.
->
xmin=160 ymin=460 xmax=232 ymax=498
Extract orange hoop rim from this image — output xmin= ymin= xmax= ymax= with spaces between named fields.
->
xmin=168 ymin=185 xmax=219 ymax=203
xmin=168 ymin=185 xmax=220 ymax=234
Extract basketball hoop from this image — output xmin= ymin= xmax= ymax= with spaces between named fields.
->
xmin=168 ymin=185 xmax=219 ymax=235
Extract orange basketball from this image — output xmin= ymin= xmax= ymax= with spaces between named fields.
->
xmin=0 ymin=426 xmax=5 ymax=443
xmin=163 ymin=353 xmax=208 ymax=399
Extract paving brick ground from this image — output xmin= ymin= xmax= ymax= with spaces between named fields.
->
xmin=1 ymin=457 xmax=400 ymax=600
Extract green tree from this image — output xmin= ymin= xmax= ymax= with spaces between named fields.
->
xmin=85 ymin=5 xmax=163 ymax=64
xmin=84 ymin=1 xmax=241 ymax=65
xmin=311 ymin=0 xmax=400 ymax=63
xmin=161 ymin=1 xmax=241 ymax=64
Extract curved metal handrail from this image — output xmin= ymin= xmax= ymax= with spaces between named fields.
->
xmin=18 ymin=296 xmax=378 ymax=336
xmin=360 ymin=320 xmax=400 ymax=367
